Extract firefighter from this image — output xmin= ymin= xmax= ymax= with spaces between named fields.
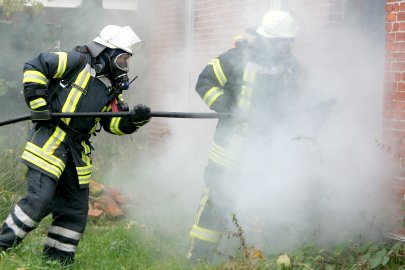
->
xmin=188 ymin=10 xmax=301 ymax=262
xmin=0 ymin=25 xmax=151 ymax=264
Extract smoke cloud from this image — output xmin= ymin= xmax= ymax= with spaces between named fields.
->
xmin=107 ymin=1 xmax=391 ymax=257
xmin=6 ymin=0 xmax=387 ymax=257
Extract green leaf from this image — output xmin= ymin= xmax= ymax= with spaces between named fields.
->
xmin=381 ymin=255 xmax=390 ymax=266
xmin=369 ymin=256 xmax=382 ymax=269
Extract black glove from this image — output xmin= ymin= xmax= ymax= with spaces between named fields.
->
xmin=131 ymin=104 xmax=151 ymax=127
xmin=31 ymin=108 xmax=51 ymax=125
xmin=30 ymin=108 xmax=51 ymax=122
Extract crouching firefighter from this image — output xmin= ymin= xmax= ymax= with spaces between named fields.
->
xmin=188 ymin=10 xmax=301 ymax=263
xmin=0 ymin=25 xmax=151 ymax=264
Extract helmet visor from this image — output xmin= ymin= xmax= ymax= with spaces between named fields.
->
xmin=113 ymin=53 xmax=131 ymax=72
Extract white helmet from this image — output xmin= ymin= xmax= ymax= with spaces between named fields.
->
xmin=93 ymin=25 xmax=144 ymax=55
xmin=256 ymin=11 xmax=296 ymax=39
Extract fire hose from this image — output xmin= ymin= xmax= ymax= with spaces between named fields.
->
xmin=0 ymin=99 xmax=336 ymax=127
xmin=0 ymin=111 xmax=223 ymax=127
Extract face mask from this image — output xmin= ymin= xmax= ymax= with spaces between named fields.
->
xmin=110 ymin=51 xmax=132 ymax=91
xmin=256 ymin=37 xmax=294 ymax=61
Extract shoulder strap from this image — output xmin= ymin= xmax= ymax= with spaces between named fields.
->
xmin=47 ymin=52 xmax=88 ymax=103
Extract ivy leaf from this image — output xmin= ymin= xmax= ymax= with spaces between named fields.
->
xmin=381 ymin=255 xmax=390 ymax=266
xmin=369 ymin=256 xmax=382 ymax=269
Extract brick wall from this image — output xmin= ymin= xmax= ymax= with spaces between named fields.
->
xmin=145 ymin=0 xmax=271 ymax=147
xmin=384 ymin=0 xmax=405 ymax=234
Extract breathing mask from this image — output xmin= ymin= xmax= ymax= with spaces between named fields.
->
xmin=110 ymin=50 xmax=131 ymax=91
xmin=95 ymin=49 xmax=132 ymax=91
xmin=256 ymin=37 xmax=294 ymax=61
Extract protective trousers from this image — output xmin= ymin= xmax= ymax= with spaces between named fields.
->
xmin=0 ymin=153 xmax=89 ymax=264
xmin=188 ymin=163 xmax=230 ymax=262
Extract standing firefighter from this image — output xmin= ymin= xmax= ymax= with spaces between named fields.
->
xmin=188 ymin=11 xmax=301 ymax=262
xmin=0 ymin=25 xmax=151 ymax=264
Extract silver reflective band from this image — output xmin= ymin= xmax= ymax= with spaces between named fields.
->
xmin=6 ymin=216 xmax=27 ymax=238
xmin=45 ymin=238 xmax=77 ymax=252
xmin=48 ymin=226 xmax=81 ymax=240
xmin=14 ymin=205 xmax=38 ymax=228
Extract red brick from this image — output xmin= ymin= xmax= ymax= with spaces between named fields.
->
xmin=394 ymin=52 xmax=405 ymax=61
xmin=387 ymin=12 xmax=397 ymax=21
xmin=386 ymin=22 xmax=393 ymax=32
xmin=387 ymin=3 xmax=400 ymax=12
xmin=386 ymin=42 xmax=396 ymax=51
xmin=399 ymin=82 xmax=405 ymax=91
xmin=396 ymin=32 xmax=405 ymax=41
xmin=401 ymin=2 xmax=405 ymax=11
xmin=392 ymin=62 xmax=405 ymax=72
xmin=387 ymin=33 xmax=396 ymax=41
xmin=398 ymin=12 xmax=405 ymax=21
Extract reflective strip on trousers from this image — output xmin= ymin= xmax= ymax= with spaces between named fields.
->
xmin=208 ymin=142 xmax=237 ymax=168
xmin=5 ymin=215 xmax=27 ymax=238
xmin=14 ymin=205 xmax=38 ymax=228
xmin=45 ymin=238 xmax=77 ymax=253
xmin=48 ymin=226 xmax=81 ymax=241
xmin=190 ymin=188 xmax=221 ymax=243
xmin=190 ymin=224 xmax=221 ymax=243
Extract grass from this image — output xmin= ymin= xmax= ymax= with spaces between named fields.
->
xmin=0 ymin=217 xmax=193 ymax=270
xmin=0 ymin=214 xmax=403 ymax=270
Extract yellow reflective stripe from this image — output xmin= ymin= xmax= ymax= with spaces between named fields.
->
xmin=21 ymin=151 xmax=63 ymax=178
xmin=23 ymin=70 xmax=47 ymax=84
xmin=203 ymin=86 xmax=224 ymax=108
xmin=81 ymin=141 xmax=91 ymax=155
xmin=110 ymin=117 xmax=125 ymax=135
xmin=81 ymin=143 xmax=91 ymax=165
xmin=239 ymin=64 xmax=256 ymax=109
xmin=238 ymin=85 xmax=253 ymax=109
xmin=43 ymin=127 xmax=66 ymax=154
xmin=209 ymin=58 xmax=227 ymax=86
xmin=77 ymin=165 xmax=92 ymax=185
xmin=134 ymin=120 xmax=149 ymax=128
xmin=77 ymin=165 xmax=92 ymax=175
xmin=26 ymin=142 xmax=65 ymax=172
xmin=61 ymin=64 xmax=92 ymax=125
xmin=194 ymin=188 xmax=209 ymax=225
xmin=243 ymin=65 xmax=256 ymax=83
xmin=29 ymin=98 xmax=47 ymax=109
xmin=208 ymin=142 xmax=236 ymax=167
xmin=53 ymin=52 xmax=68 ymax=78
xmin=89 ymin=123 xmax=98 ymax=134
xmin=190 ymin=225 xmax=221 ymax=243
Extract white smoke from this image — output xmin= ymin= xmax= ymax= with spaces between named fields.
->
xmin=103 ymin=0 xmax=391 ymax=257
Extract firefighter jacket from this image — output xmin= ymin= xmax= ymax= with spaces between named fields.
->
xmin=195 ymin=43 xmax=301 ymax=169
xmin=22 ymin=50 xmax=138 ymax=188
